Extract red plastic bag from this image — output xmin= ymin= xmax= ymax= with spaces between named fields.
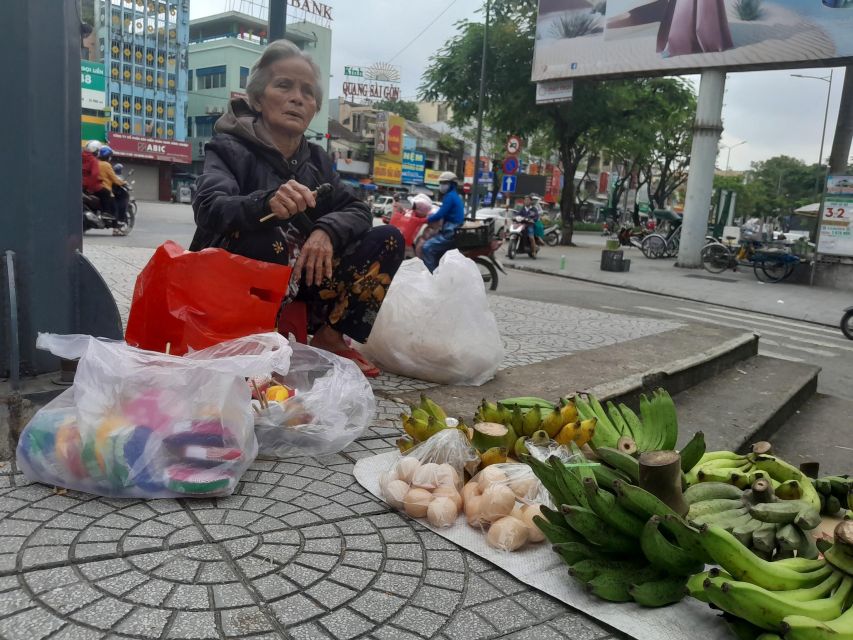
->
xmin=125 ymin=241 xmax=292 ymax=356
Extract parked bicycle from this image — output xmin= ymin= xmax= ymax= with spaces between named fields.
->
xmin=641 ymin=224 xmax=681 ymax=259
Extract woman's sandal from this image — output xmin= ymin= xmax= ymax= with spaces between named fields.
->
xmin=330 ymin=348 xmax=381 ymax=378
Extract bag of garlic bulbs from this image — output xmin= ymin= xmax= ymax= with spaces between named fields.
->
xmin=461 ymin=463 xmax=552 ymax=552
xmin=379 ymin=429 xmax=479 ymax=528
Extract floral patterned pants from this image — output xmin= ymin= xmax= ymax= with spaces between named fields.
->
xmin=294 ymin=225 xmax=405 ymax=343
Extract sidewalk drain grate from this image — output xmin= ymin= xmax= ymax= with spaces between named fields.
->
xmin=684 ymin=274 xmax=740 ymax=283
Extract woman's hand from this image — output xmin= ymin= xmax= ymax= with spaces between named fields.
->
xmin=268 ymin=180 xmax=316 ymax=220
xmin=294 ymin=229 xmax=334 ymax=287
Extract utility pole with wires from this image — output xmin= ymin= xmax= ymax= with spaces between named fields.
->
xmin=469 ymin=0 xmax=490 ymax=218
xmin=268 ymin=0 xmax=287 ymax=41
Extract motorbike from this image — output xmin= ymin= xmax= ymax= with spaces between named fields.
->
xmin=841 ymin=307 xmax=853 ymax=340
xmin=83 ymin=170 xmax=136 ymax=235
xmin=506 ymin=217 xmax=538 ymax=259
xmin=389 ymin=208 xmax=506 ymax=290
xmin=543 ymin=223 xmax=561 ymax=247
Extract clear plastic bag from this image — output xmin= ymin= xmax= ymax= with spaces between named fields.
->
xmin=380 ymin=429 xmax=479 ymax=528
xmin=16 ymin=332 xmax=292 ymax=498
xmin=359 ymin=251 xmax=504 ymax=386
xmin=252 ymin=342 xmax=375 ymax=458
xmin=461 ymin=463 xmax=550 ymax=551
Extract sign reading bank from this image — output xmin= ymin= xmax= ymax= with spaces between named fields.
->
xmin=108 ymin=133 xmax=191 ymax=164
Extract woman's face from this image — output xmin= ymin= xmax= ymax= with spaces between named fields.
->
xmin=257 ymin=57 xmax=318 ymax=138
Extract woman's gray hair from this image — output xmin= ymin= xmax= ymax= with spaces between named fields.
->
xmin=246 ymin=39 xmax=323 ymax=111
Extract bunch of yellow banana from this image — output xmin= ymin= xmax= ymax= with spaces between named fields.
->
xmin=689 ymin=522 xmax=853 ymax=637
xmin=474 ymin=396 xmax=597 ymax=455
xmin=397 ymin=394 xmax=458 ymax=452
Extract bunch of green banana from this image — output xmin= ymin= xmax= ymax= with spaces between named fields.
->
xmin=811 ymin=474 xmax=852 ymax=517
xmin=575 ymin=389 xmax=679 ymax=453
xmin=684 ymin=450 xmax=823 ymax=513
xmin=684 ymin=480 xmax=821 ymax=560
xmin=398 ymin=394 xmax=457 ymax=451
xmin=524 ymin=447 xmax=703 ymax=607
xmin=689 ymin=522 xmax=853 ymax=635
xmin=475 ymin=396 xmax=596 ymax=452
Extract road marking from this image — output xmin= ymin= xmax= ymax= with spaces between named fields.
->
xmin=635 ymin=306 xmax=853 ymax=354
xmin=758 ymin=350 xmax=805 ymax=363
xmin=599 ymin=305 xmax=625 ymax=312
xmin=760 ymin=338 xmax=837 ymax=358
xmin=681 ymin=306 xmax=845 ymax=341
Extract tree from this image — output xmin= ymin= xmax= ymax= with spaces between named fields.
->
xmin=420 ymin=0 xmax=696 ymax=244
xmin=747 ymin=156 xmax=823 ymax=216
xmin=372 ymin=99 xmax=420 ymax=122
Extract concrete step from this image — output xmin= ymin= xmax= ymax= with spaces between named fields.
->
xmin=766 ymin=394 xmax=853 ymax=477
xmin=394 ymin=323 xmax=758 ymax=421
xmin=673 ymin=355 xmax=820 ymax=454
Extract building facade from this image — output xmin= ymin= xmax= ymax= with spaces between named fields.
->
xmin=186 ymin=11 xmax=331 ymax=175
xmin=91 ymin=0 xmax=192 ymax=201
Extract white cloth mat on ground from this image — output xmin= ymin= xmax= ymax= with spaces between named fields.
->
xmin=354 ymin=451 xmax=731 ymax=640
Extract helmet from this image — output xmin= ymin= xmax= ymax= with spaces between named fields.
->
xmin=438 ymin=171 xmax=458 ymax=183
xmin=530 ymin=193 xmax=541 ymax=201
xmin=84 ymin=140 xmax=102 ymax=153
xmin=113 ymin=163 xmax=124 ymax=176
xmin=411 ymin=193 xmax=433 ymax=215
xmin=98 ymin=146 xmax=113 ymax=160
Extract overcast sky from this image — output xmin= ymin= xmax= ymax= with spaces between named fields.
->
xmin=192 ymin=0 xmax=846 ymax=172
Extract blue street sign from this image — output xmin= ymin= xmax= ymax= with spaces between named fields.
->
xmin=502 ymin=156 xmax=519 ymax=175
xmin=501 ymin=175 xmax=517 ymax=193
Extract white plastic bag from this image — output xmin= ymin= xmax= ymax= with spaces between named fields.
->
xmin=360 ymin=250 xmax=504 ymax=385
xmin=16 ymin=332 xmax=291 ymax=498
xmin=252 ymin=342 xmax=375 ymax=458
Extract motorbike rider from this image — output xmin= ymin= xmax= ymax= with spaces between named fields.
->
xmin=82 ymin=140 xmax=105 ymax=205
xmin=421 ymin=171 xmax=465 ymax=272
xmin=529 ymin=194 xmax=547 ymax=246
xmin=97 ymin=146 xmax=128 ymax=234
xmin=519 ymin=195 xmax=540 ymax=254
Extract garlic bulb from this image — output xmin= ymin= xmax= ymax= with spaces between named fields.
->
xmin=487 ymin=516 xmax=530 ymax=551
xmin=397 ymin=457 xmax=421 ymax=484
xmin=432 ymin=485 xmax=463 ymax=511
xmin=403 ymin=487 xmax=433 ymax=518
xmin=412 ymin=462 xmax=440 ymax=490
xmin=383 ymin=480 xmax=410 ymax=510
xmin=479 ymin=484 xmax=516 ymax=524
xmin=521 ymin=504 xmax=545 ymax=543
xmin=427 ymin=497 xmax=458 ymax=528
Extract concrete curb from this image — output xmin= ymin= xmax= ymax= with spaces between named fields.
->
xmin=584 ymin=332 xmax=759 ymax=407
xmin=504 ymin=262 xmax=838 ymax=329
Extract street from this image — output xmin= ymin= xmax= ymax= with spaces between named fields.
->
xmin=91 ymin=201 xmax=853 ymax=402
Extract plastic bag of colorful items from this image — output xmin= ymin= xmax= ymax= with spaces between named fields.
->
xmin=250 ymin=342 xmax=375 ymax=458
xmin=16 ymin=332 xmax=292 ymax=498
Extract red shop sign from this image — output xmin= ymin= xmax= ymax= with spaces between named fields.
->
xmin=108 ymin=133 xmax=192 ymax=164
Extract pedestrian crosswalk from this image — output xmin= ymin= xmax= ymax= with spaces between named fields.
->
xmin=633 ymin=304 xmax=851 ymax=364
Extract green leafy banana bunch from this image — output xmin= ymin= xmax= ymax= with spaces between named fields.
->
xmin=684 ymin=448 xmax=823 ymax=513
xmin=684 ymin=480 xmax=821 ymax=561
xmin=525 ymin=445 xmax=707 ymax=608
xmin=575 ymin=389 xmax=679 ymax=453
xmin=398 ymin=394 xmax=458 ymax=452
xmin=811 ymin=474 xmax=852 ymax=517
xmin=689 ymin=521 xmax=853 ymax=637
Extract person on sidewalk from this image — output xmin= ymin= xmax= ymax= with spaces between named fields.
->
xmin=421 ymin=172 xmax=464 ymax=272
xmin=190 ymin=39 xmax=404 ymax=378
xmin=97 ymin=146 xmax=129 ymax=235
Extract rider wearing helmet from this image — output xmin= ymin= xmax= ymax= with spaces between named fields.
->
xmin=421 ymin=171 xmax=465 ymax=272
xmin=97 ymin=146 xmax=128 ymax=232
xmin=82 ymin=140 xmax=102 ymax=195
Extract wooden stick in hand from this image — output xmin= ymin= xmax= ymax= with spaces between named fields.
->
xmin=259 ymin=183 xmax=333 ymax=223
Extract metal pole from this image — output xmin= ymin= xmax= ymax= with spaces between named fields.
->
xmin=811 ymin=71 xmax=835 ymax=286
xmin=469 ymin=0 xmax=490 ymax=219
xmin=677 ymin=70 xmax=727 ymax=268
xmin=815 ymin=70 xmax=834 ymax=195
xmin=269 ymin=0 xmax=287 ymax=41
xmin=726 ymin=147 xmax=733 ymax=172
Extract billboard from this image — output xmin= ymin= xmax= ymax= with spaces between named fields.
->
xmin=374 ymin=112 xmax=405 ymax=165
xmin=818 ymin=175 xmax=853 ymax=257
xmin=374 ymin=159 xmax=403 ymax=186
xmin=81 ymin=61 xmax=106 ymax=111
xmin=532 ymin=0 xmax=853 ymax=82
xmin=108 ymin=133 xmax=192 ymax=164
xmin=401 ymin=150 xmax=426 ymax=184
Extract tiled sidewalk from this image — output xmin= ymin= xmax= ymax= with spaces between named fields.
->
xmin=0 ymin=247 xmax=683 ymax=639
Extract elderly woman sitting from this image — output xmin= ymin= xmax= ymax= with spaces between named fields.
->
xmin=190 ymin=40 xmax=404 ymax=377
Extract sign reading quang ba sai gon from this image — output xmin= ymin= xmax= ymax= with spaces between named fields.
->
xmin=343 ymin=62 xmax=401 ymax=101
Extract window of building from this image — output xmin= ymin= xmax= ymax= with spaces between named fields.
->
xmin=195 ymin=115 xmax=217 ymax=138
xmin=239 ymin=66 xmax=249 ymax=89
xmin=196 ymin=65 xmax=226 ymax=90
xmin=187 ymin=69 xmax=193 ymax=91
